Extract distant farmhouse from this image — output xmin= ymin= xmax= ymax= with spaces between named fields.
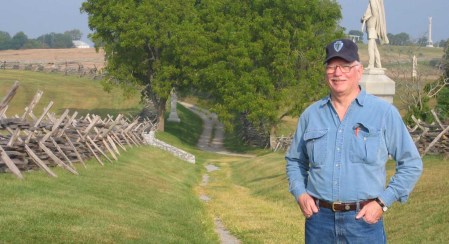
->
xmin=72 ymin=40 xmax=90 ymax=48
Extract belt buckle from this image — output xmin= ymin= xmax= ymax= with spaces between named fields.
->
xmin=332 ymin=201 xmax=342 ymax=211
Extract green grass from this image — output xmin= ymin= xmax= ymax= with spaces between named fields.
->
xmin=199 ymin=153 xmax=304 ymax=243
xmin=200 ymin=151 xmax=449 ymax=243
xmin=0 ymin=71 xmax=217 ymax=242
xmin=0 ymin=147 xmax=218 ymax=243
xmin=357 ymin=43 xmax=444 ymax=65
xmin=384 ymin=155 xmax=449 ymax=243
xmin=1 ymin=64 xmax=448 ymax=243
xmin=0 ymin=70 xmax=142 ymax=117
xmin=163 ymin=103 xmax=203 ymax=147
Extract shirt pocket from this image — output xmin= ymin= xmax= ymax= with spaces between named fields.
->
xmin=350 ymin=123 xmax=381 ymax=164
xmin=303 ymin=129 xmax=328 ymax=166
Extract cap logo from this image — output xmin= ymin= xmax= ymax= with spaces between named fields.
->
xmin=333 ymin=41 xmax=343 ymax=52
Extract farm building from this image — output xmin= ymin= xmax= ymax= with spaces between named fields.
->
xmin=72 ymin=40 xmax=90 ymax=48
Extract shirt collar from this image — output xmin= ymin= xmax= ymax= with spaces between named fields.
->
xmin=355 ymin=87 xmax=367 ymax=106
xmin=320 ymin=86 xmax=367 ymax=107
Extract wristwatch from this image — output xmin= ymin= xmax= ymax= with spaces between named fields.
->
xmin=375 ymin=198 xmax=388 ymax=212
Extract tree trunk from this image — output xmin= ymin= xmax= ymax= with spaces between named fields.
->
xmin=156 ymin=98 xmax=167 ymax=132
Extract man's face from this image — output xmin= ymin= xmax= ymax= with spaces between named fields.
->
xmin=325 ymin=58 xmax=363 ymax=97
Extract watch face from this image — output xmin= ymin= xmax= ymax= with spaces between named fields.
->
xmin=382 ymin=206 xmax=388 ymax=212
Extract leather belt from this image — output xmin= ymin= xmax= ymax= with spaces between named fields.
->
xmin=316 ymin=198 xmax=374 ymax=212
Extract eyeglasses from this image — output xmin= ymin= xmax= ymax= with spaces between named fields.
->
xmin=325 ymin=64 xmax=359 ymax=74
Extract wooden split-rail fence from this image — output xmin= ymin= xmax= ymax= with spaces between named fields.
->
xmin=409 ymin=113 xmax=449 ymax=157
xmin=273 ymin=111 xmax=449 ymax=158
xmin=0 ymin=81 xmax=156 ymax=179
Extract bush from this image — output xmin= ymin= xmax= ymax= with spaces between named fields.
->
xmin=436 ymin=86 xmax=449 ymax=120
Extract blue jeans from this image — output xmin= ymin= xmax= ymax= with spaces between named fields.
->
xmin=305 ymin=207 xmax=386 ymax=244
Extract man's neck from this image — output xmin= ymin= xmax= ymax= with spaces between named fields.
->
xmin=330 ymin=90 xmax=360 ymax=121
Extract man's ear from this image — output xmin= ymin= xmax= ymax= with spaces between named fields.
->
xmin=358 ymin=64 xmax=364 ymax=76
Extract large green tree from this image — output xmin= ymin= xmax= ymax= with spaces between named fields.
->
xmin=194 ymin=0 xmax=343 ymax=145
xmin=64 ymin=29 xmax=83 ymax=41
xmin=0 ymin=31 xmax=12 ymax=50
xmin=81 ymin=0 xmax=200 ymax=131
xmin=10 ymin=32 xmax=28 ymax=49
xmin=81 ymin=0 xmax=343 ymax=140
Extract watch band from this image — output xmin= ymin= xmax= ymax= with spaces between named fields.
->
xmin=375 ymin=198 xmax=388 ymax=212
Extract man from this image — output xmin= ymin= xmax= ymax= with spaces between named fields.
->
xmin=361 ymin=0 xmax=389 ymax=69
xmin=285 ymin=39 xmax=422 ymax=243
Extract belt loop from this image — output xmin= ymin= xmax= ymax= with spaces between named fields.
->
xmin=356 ymin=201 xmax=360 ymax=211
xmin=315 ymin=198 xmax=320 ymax=209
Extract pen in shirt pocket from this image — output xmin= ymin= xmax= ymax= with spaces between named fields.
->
xmin=353 ymin=124 xmax=361 ymax=137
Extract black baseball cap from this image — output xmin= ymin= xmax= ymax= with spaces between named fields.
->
xmin=324 ymin=39 xmax=360 ymax=64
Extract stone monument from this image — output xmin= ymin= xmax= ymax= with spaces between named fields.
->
xmin=167 ymin=88 xmax=181 ymax=123
xmin=426 ymin=17 xmax=434 ymax=48
xmin=360 ymin=0 xmax=395 ymax=103
xmin=360 ymin=68 xmax=395 ymax=104
xmin=412 ymin=55 xmax=418 ymax=80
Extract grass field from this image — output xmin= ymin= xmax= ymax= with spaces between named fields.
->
xmin=0 ymin=146 xmax=218 ymax=243
xmin=201 ymin=152 xmax=449 ymax=243
xmin=1 ymin=68 xmax=448 ymax=243
xmin=0 ymin=70 xmax=142 ymax=117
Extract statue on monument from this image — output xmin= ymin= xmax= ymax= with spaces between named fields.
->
xmin=361 ymin=0 xmax=389 ymax=69
xmin=359 ymin=0 xmax=395 ymax=104
xmin=167 ymin=88 xmax=181 ymax=123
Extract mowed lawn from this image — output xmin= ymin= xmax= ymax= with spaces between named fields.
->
xmin=200 ymin=152 xmax=449 ymax=243
xmin=0 ymin=146 xmax=218 ymax=243
xmin=0 ymin=70 xmax=142 ymax=117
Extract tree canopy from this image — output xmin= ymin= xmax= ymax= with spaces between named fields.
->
xmin=387 ymin=32 xmax=411 ymax=46
xmin=82 ymin=0 xmax=343 ymax=138
xmin=194 ymin=0 xmax=343 ymax=142
xmin=82 ymin=0 xmax=200 ymax=131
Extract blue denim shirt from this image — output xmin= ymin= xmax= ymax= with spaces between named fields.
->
xmin=286 ymin=90 xmax=423 ymax=207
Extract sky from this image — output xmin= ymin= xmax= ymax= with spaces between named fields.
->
xmin=0 ymin=0 xmax=448 ymax=47
xmin=339 ymin=0 xmax=449 ymax=43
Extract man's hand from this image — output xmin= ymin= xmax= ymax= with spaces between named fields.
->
xmin=356 ymin=201 xmax=384 ymax=224
xmin=297 ymin=193 xmax=319 ymax=218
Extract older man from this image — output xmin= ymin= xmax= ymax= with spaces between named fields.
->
xmin=286 ymin=39 xmax=422 ymax=243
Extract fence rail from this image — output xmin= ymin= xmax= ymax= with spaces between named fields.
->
xmin=0 ymin=81 xmax=156 ymax=179
xmin=0 ymin=60 xmax=104 ymax=79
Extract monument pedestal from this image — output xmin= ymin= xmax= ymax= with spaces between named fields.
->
xmin=360 ymin=68 xmax=395 ymax=104
xmin=168 ymin=110 xmax=181 ymax=122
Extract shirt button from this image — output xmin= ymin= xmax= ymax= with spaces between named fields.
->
xmin=335 ymin=164 xmax=339 ymax=167
xmin=338 ymin=129 xmax=342 ymax=133
xmin=336 ymin=147 xmax=340 ymax=151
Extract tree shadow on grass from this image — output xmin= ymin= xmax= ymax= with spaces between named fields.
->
xmin=165 ymin=104 xmax=203 ymax=146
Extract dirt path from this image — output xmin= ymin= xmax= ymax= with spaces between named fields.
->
xmin=179 ymin=101 xmax=253 ymax=158
xmin=179 ymin=101 xmax=243 ymax=244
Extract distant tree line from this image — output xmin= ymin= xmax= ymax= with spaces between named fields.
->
xmin=0 ymin=29 xmax=82 ymax=50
